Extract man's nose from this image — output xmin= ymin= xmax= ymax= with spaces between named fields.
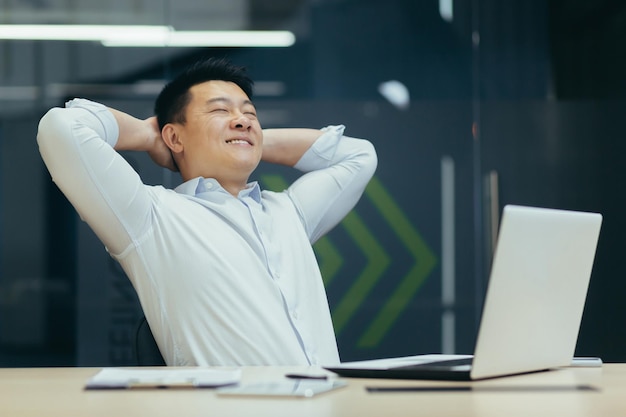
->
xmin=232 ymin=112 xmax=251 ymax=129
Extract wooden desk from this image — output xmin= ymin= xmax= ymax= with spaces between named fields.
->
xmin=0 ymin=365 xmax=624 ymax=416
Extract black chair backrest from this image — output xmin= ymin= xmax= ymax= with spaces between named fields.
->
xmin=134 ymin=316 xmax=166 ymax=366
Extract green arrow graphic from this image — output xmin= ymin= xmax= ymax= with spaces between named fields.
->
xmin=259 ymin=174 xmax=288 ymax=193
xmin=357 ymin=176 xmax=437 ymax=347
xmin=260 ymin=173 xmax=437 ymax=349
xmin=331 ymin=210 xmax=390 ymax=335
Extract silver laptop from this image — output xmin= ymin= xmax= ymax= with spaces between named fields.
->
xmin=325 ymin=205 xmax=603 ymax=381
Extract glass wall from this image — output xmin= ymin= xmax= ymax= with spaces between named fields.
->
xmin=1 ymin=0 xmax=625 ymax=366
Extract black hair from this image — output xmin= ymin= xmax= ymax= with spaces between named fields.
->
xmin=154 ymin=57 xmax=254 ymax=130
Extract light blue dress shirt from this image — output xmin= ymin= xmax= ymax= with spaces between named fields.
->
xmin=37 ymin=99 xmax=377 ymax=366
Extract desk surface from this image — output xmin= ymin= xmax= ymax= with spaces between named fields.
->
xmin=1 ymin=364 xmax=624 ymax=416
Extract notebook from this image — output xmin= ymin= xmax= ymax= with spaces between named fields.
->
xmin=325 ymin=205 xmax=603 ymax=381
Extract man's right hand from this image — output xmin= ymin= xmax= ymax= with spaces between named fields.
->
xmin=109 ymin=107 xmax=177 ymax=172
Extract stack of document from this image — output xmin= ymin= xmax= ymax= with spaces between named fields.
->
xmin=85 ymin=368 xmax=241 ymax=389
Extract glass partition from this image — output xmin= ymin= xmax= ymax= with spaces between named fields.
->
xmin=1 ymin=0 xmax=625 ymax=366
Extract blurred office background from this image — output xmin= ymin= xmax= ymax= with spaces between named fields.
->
xmin=1 ymin=0 xmax=625 ymax=366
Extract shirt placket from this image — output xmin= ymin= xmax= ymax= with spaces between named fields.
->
xmin=243 ymin=196 xmax=315 ymax=364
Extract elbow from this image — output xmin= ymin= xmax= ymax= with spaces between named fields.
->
xmin=360 ymin=139 xmax=378 ymax=178
xmin=37 ymin=107 xmax=65 ymax=149
xmin=37 ymin=107 xmax=80 ymax=170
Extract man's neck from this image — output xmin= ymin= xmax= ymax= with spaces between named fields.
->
xmin=220 ymin=180 xmax=249 ymax=197
xmin=180 ymin=165 xmax=251 ymax=196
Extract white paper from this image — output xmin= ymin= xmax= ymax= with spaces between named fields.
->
xmin=85 ymin=367 xmax=242 ymax=389
xmin=217 ymin=380 xmax=347 ymax=398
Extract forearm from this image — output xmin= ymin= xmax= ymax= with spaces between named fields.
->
xmin=108 ymin=107 xmax=157 ymax=152
xmin=287 ymin=125 xmax=378 ymax=243
xmin=261 ymin=128 xmax=323 ymax=167
xmin=108 ymin=107 xmax=175 ymax=170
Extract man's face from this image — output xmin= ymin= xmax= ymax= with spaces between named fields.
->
xmin=176 ymin=80 xmax=263 ymax=182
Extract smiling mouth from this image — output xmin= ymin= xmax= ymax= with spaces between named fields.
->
xmin=226 ymin=139 xmax=252 ymax=145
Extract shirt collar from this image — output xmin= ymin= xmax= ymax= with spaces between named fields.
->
xmin=175 ymin=177 xmax=262 ymax=203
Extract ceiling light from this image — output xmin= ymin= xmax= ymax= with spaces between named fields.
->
xmin=0 ymin=24 xmax=171 ymax=42
xmin=101 ymin=30 xmax=296 ymax=48
xmin=0 ymin=25 xmax=295 ymax=48
xmin=378 ymin=80 xmax=410 ymax=110
xmin=439 ymin=0 xmax=453 ymax=22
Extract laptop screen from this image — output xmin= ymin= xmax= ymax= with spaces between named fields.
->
xmin=471 ymin=205 xmax=602 ymax=379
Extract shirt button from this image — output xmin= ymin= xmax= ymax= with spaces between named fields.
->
xmin=291 ymin=310 xmax=299 ymax=320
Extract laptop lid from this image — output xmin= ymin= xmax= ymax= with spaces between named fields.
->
xmin=470 ymin=205 xmax=602 ymax=379
xmin=324 ymin=205 xmax=602 ymax=381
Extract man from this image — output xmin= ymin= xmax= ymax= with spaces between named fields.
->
xmin=37 ymin=58 xmax=377 ymax=366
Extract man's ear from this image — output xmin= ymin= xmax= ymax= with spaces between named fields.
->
xmin=161 ymin=124 xmax=184 ymax=154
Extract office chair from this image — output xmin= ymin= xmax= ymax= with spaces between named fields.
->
xmin=134 ymin=315 xmax=166 ymax=366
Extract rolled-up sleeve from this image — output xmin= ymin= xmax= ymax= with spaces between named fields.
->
xmin=289 ymin=125 xmax=377 ymax=243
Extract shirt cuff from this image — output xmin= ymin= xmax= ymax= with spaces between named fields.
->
xmin=294 ymin=125 xmax=345 ymax=172
xmin=65 ymin=98 xmax=120 ymax=148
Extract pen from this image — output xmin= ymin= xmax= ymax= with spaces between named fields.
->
xmin=285 ymin=373 xmax=329 ymax=380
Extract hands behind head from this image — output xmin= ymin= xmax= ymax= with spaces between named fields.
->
xmin=145 ymin=116 xmax=178 ymax=172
